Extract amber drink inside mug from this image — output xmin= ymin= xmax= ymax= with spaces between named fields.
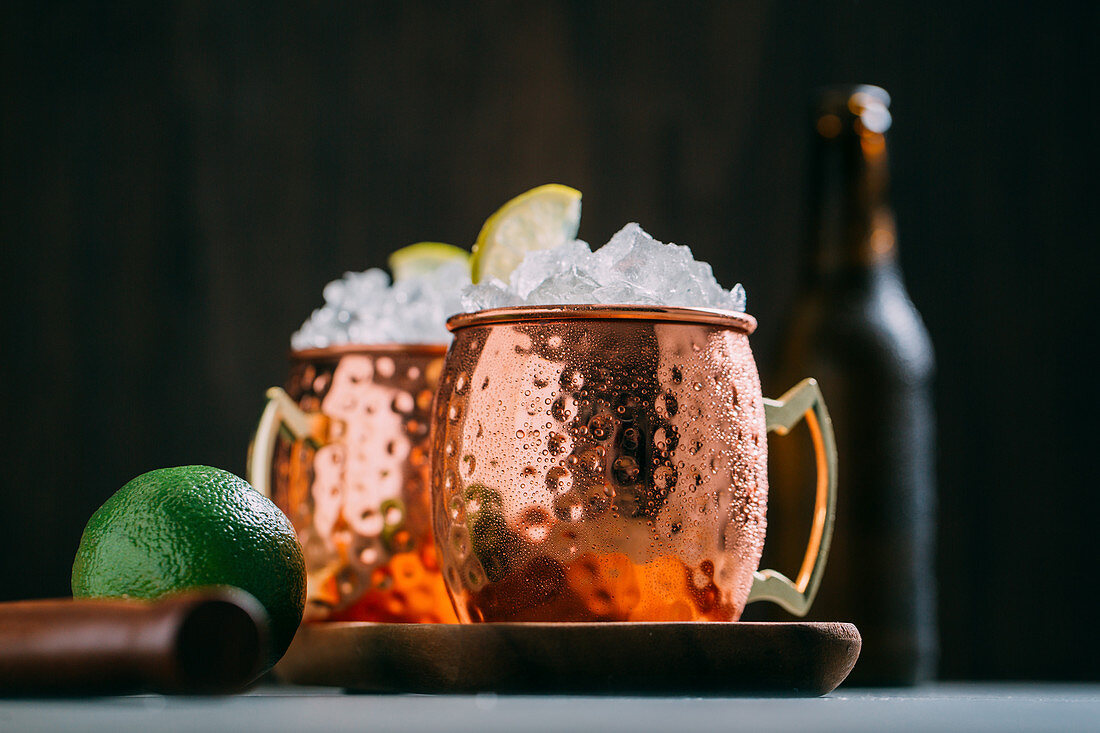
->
xmin=430 ymin=305 xmax=836 ymax=623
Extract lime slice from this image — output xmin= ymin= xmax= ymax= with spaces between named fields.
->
xmin=470 ymin=184 xmax=582 ymax=283
xmin=388 ymin=242 xmax=470 ymax=283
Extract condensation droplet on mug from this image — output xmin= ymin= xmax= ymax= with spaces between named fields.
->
xmin=359 ymin=545 xmax=379 ymax=566
xmin=450 ymin=526 xmax=469 ymax=557
xmin=375 ymin=357 xmax=395 ymax=378
xmin=519 ymin=506 xmax=552 ymax=543
xmin=449 ymin=495 xmax=465 ymax=522
xmin=612 ymin=455 xmax=640 ymax=484
xmin=664 ymin=392 xmax=679 ymax=417
xmin=408 ymin=445 xmax=428 ymax=467
xmin=586 ymin=489 xmax=611 ymax=517
xmin=384 ymin=503 xmax=403 ymax=526
xmin=417 ymin=389 xmax=434 ymax=412
xmin=547 ymin=432 xmax=567 ymax=456
xmin=588 ymin=413 xmax=614 ymax=441
xmin=553 ymin=493 xmax=585 ymax=522
xmin=657 ymin=425 xmax=679 ymax=452
xmin=620 ymin=427 xmax=640 ymax=451
xmin=577 ymin=448 xmax=603 ymax=473
xmin=561 ymin=368 xmax=584 ymax=390
xmin=653 ymin=426 xmax=668 ymax=451
xmin=466 ymin=564 xmax=486 ymax=589
xmin=392 ymin=391 xmax=414 ymax=414
xmin=654 ymin=465 xmax=678 ymax=491
xmin=546 ymin=465 xmax=572 ymax=494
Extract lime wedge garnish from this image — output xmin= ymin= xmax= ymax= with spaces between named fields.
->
xmin=470 ymin=184 xmax=582 ymax=284
xmin=388 ymin=242 xmax=470 ymax=283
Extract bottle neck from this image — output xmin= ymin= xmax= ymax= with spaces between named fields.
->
xmin=806 ymin=120 xmax=898 ymax=285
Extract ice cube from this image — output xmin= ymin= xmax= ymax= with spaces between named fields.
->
xmin=461 ymin=277 xmax=522 ymax=313
xmin=723 ymin=283 xmax=747 ymax=311
xmin=591 ymin=281 xmax=664 ymax=305
xmin=594 ymin=225 xmax=696 ymax=295
xmin=525 ymin=267 xmax=602 ymax=305
xmin=322 ymin=279 xmax=346 ymax=306
xmin=591 ymin=223 xmax=649 ymax=274
xmin=509 ymin=239 xmax=592 ymax=298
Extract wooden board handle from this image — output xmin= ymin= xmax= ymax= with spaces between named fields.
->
xmin=0 ymin=588 xmax=269 ymax=695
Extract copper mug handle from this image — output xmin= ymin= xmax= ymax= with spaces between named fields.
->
xmin=246 ymin=387 xmax=328 ymax=498
xmin=746 ymin=378 xmax=838 ymax=616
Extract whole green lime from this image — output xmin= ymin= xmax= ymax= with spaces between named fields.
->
xmin=72 ymin=466 xmax=306 ymax=667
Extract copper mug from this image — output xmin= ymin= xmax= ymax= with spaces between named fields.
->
xmin=430 ymin=305 xmax=837 ymax=623
xmin=248 ymin=345 xmax=457 ymax=623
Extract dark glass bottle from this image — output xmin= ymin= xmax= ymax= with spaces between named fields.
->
xmin=763 ymin=85 xmax=937 ymax=685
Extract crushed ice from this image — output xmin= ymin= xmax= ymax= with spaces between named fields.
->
xmin=461 ymin=223 xmax=746 ymax=313
xmin=293 ymin=224 xmax=745 ymax=349
xmin=291 ymin=260 xmax=470 ymax=349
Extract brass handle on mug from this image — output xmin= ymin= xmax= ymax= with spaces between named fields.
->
xmin=746 ymin=377 xmax=838 ymax=616
xmin=246 ymin=387 xmax=328 ymax=498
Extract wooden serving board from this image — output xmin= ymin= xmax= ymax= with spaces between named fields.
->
xmin=276 ymin=621 xmax=860 ymax=697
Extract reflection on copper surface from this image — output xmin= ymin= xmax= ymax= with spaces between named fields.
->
xmin=431 ymin=306 xmax=769 ymax=623
xmin=272 ymin=346 xmax=457 ymax=623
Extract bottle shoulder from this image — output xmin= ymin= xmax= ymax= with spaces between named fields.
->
xmin=778 ymin=270 xmax=935 ymax=384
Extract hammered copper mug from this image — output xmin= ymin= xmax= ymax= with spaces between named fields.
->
xmin=248 ymin=345 xmax=457 ymax=623
xmin=430 ymin=305 xmax=837 ymax=623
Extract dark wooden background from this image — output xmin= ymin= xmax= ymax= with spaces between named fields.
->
xmin=2 ymin=2 xmax=1096 ymax=680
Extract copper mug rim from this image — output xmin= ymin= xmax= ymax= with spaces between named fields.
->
xmin=288 ymin=343 xmax=449 ymax=361
xmin=446 ymin=304 xmax=757 ymax=335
